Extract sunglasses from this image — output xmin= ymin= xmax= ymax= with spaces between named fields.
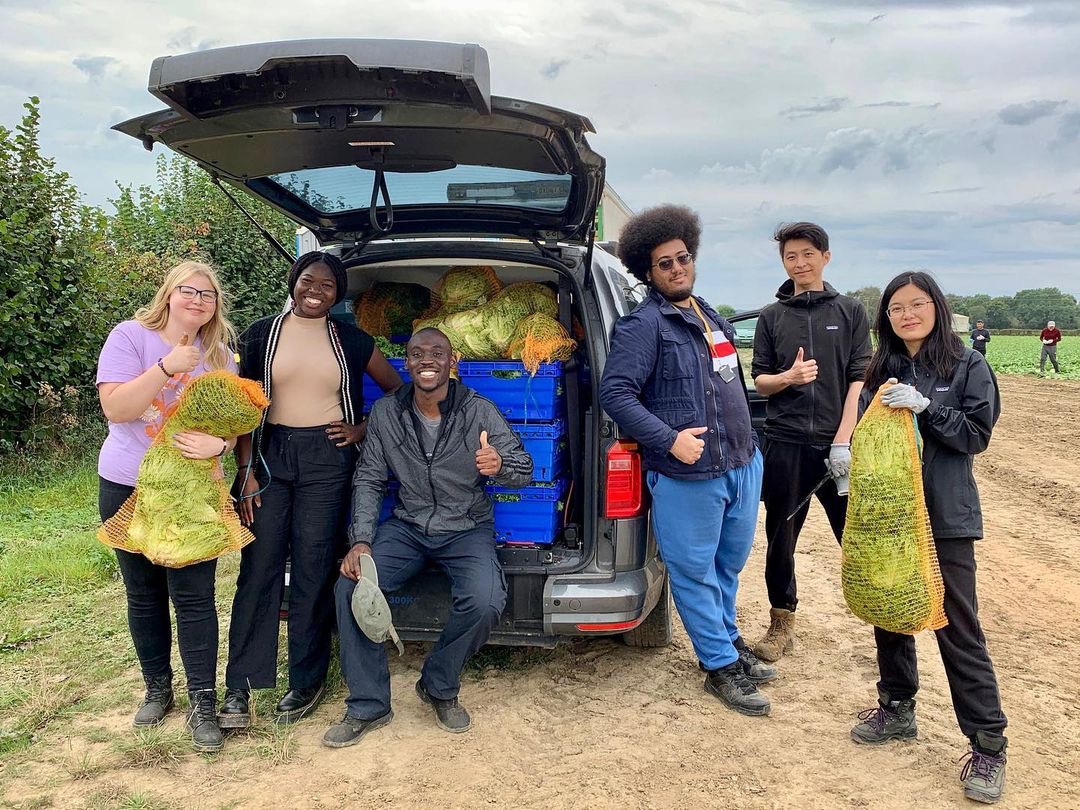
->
xmin=651 ymin=252 xmax=694 ymax=272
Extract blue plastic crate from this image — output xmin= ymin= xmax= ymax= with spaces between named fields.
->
xmin=363 ymin=358 xmax=409 ymax=413
xmin=486 ymin=479 xmax=567 ymax=546
xmin=512 ymin=419 xmax=567 ymax=483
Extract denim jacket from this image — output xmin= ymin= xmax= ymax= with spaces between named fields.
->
xmin=600 ymin=289 xmax=757 ymax=479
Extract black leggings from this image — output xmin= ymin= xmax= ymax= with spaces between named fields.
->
xmin=100 ymin=477 xmax=218 ymax=691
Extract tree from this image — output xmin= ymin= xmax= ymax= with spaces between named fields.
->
xmin=846 ymin=286 xmax=882 ymax=323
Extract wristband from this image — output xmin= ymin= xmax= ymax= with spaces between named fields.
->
xmin=156 ymin=357 xmax=172 ymax=376
xmin=217 ymin=438 xmax=228 ymax=457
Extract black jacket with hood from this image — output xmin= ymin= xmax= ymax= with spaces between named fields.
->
xmin=860 ymin=348 xmax=1001 ymax=540
xmin=752 ymin=280 xmax=873 ymax=445
xmin=348 ymin=380 xmax=533 ymax=546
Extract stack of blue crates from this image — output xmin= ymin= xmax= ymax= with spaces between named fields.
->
xmin=363 ymin=356 xmax=569 ymax=546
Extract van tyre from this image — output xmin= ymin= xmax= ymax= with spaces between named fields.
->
xmin=622 ymin=575 xmax=672 ymax=648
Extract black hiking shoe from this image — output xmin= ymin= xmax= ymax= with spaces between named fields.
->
xmin=186 ymin=689 xmax=223 ymax=753
xmin=133 ymin=671 xmax=174 ymax=727
xmin=703 ymin=662 xmax=771 ymax=716
xmin=415 ymin=679 xmax=471 ymax=733
xmin=850 ymin=692 xmax=917 ymax=745
xmin=217 ymin=688 xmax=251 ymax=730
xmin=321 ymin=710 xmax=394 ymax=748
xmin=961 ymin=732 xmax=1007 ymax=804
xmin=733 ymin=637 xmax=778 ymax=685
xmin=274 ymin=682 xmax=326 ymax=726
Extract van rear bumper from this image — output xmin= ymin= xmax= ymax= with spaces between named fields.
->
xmin=544 ymin=557 xmax=666 ymax=637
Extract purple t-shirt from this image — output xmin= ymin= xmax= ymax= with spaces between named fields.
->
xmin=96 ymin=320 xmax=237 ymax=486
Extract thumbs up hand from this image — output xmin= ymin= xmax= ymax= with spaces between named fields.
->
xmin=162 ymin=333 xmax=202 ymax=376
xmin=785 ymin=346 xmax=818 ymax=386
xmin=670 ymin=426 xmax=709 ymax=465
xmin=476 ymin=429 xmax=503 ymax=476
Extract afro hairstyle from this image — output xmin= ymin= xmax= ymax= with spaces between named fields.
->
xmin=287 ymin=251 xmax=349 ymax=305
xmin=616 ymin=205 xmax=702 ymax=285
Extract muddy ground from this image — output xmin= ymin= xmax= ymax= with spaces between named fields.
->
xmin=3 ymin=374 xmax=1078 ymax=809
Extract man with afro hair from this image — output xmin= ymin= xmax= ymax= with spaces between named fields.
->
xmin=600 ymin=205 xmax=774 ymax=717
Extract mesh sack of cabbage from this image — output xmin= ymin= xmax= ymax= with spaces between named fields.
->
xmin=841 ymin=385 xmax=948 ymax=634
xmin=421 ymin=265 xmax=503 ymax=317
xmin=97 ymin=370 xmax=269 ymax=568
xmin=353 ymin=282 xmax=431 ymax=337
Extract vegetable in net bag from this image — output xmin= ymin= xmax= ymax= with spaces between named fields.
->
xmin=507 ymin=313 xmax=577 ymax=375
xmin=353 ymin=282 xmax=431 ymax=337
xmin=841 ymin=385 xmax=947 ymax=634
xmin=98 ymin=370 xmax=269 ymax=568
xmin=423 ymin=265 xmax=502 ymax=317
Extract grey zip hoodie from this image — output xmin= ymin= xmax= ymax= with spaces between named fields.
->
xmin=349 ymin=380 xmax=533 ymax=546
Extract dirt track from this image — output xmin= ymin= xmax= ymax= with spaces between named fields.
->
xmin=8 ymin=374 xmax=1080 ymax=809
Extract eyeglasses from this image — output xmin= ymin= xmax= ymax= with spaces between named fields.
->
xmin=651 ymin=253 xmax=694 ymax=272
xmin=886 ymin=299 xmax=933 ymax=319
xmin=175 ymin=285 xmax=219 ymax=304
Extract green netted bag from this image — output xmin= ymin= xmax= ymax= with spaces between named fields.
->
xmin=424 ymin=265 xmax=502 ymax=316
xmin=841 ymin=385 xmax=947 ymax=634
xmin=98 ymin=371 xmax=269 ymax=568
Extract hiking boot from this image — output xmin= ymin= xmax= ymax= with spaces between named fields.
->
xmin=734 ymin=637 xmax=778 ymax=685
xmin=961 ymin=732 xmax=1007 ymax=804
xmin=321 ymin=710 xmax=394 ymax=748
xmin=186 ymin=689 xmax=223 ymax=753
xmin=133 ymin=671 xmax=174 ymax=727
xmin=415 ymin=679 xmax=471 ymax=733
xmin=752 ymin=608 xmax=795 ymax=663
xmin=274 ymin=682 xmax=326 ymax=726
xmin=704 ymin=662 xmax=772 ymax=716
xmin=217 ymin=688 xmax=251 ymax=730
xmin=850 ymin=690 xmax=917 ymax=745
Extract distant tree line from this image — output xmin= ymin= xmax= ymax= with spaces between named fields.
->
xmin=846 ymin=286 xmax=1079 ymax=330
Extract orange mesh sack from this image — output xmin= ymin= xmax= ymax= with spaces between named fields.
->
xmin=352 ymin=282 xmax=431 ymax=337
xmin=98 ymin=371 xmax=269 ymax=568
xmin=507 ymin=313 xmax=577 ymax=375
xmin=841 ymin=385 xmax=947 ymax=634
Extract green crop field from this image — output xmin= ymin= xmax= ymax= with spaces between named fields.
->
xmin=983 ymin=335 xmax=1079 ymax=379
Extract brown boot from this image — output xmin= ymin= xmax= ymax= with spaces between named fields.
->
xmin=752 ymin=608 xmax=795 ymax=663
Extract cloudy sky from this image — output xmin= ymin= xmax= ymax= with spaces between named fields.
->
xmin=3 ymin=0 xmax=1079 ymax=309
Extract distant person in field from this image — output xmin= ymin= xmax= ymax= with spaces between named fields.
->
xmin=850 ymin=272 xmax=1007 ymax=805
xmin=1039 ymin=320 xmax=1062 ymax=374
xmin=751 ymin=222 xmax=873 ymax=663
xmin=970 ymin=320 xmax=990 ymax=356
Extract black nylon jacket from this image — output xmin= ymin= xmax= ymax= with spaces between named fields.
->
xmin=752 ymin=280 xmax=872 ymax=445
xmin=860 ymin=348 xmax=1001 ymax=540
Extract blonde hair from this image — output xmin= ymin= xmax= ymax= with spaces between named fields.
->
xmin=135 ymin=261 xmax=238 ymax=371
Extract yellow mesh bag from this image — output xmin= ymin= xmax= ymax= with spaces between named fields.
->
xmin=98 ymin=371 xmax=269 ymax=568
xmin=841 ymin=385 xmax=947 ymax=634
xmin=352 ymin=282 xmax=431 ymax=337
xmin=421 ymin=265 xmax=502 ymax=318
xmin=507 ymin=313 xmax=577 ymax=375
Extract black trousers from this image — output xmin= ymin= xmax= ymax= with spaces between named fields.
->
xmin=762 ymin=439 xmax=847 ymax=611
xmin=99 ymin=477 xmax=218 ymax=691
xmin=874 ymin=538 xmax=1007 ymax=739
xmin=226 ymin=424 xmax=355 ymax=691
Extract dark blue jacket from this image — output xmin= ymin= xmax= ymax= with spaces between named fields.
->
xmin=599 ymin=289 xmax=757 ymax=479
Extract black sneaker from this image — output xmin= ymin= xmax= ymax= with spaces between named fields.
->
xmin=275 ymin=683 xmax=326 ymax=726
xmin=217 ymin=688 xmax=251 ymax=729
xmin=133 ymin=671 xmax=174 ymax=727
xmin=415 ymin=679 xmax=471 ymax=733
xmin=704 ymin=663 xmax=771 ymax=716
xmin=732 ymin=638 xmax=778 ymax=685
xmin=321 ymin=710 xmax=394 ymax=748
xmin=961 ymin=733 xmax=1007 ymax=804
xmin=850 ymin=695 xmax=917 ymax=745
xmin=186 ymin=689 xmax=223 ymax=753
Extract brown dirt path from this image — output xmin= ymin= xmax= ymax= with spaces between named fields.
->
xmin=3 ymin=375 xmax=1079 ymax=809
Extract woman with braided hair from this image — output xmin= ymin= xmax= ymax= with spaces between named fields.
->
xmin=222 ymin=252 xmax=402 ymax=728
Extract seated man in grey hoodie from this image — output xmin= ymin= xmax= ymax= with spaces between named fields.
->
xmin=323 ymin=328 xmax=533 ymax=748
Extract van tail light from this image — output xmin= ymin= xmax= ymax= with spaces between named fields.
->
xmin=604 ymin=440 xmax=645 ymax=519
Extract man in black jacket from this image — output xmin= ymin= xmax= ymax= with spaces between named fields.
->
xmin=970 ymin=320 xmax=991 ymax=356
xmin=751 ymin=223 xmax=872 ymax=662
xmin=321 ymin=328 xmax=533 ymax=748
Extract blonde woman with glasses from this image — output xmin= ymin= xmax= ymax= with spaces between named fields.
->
xmin=96 ymin=260 xmax=239 ymax=752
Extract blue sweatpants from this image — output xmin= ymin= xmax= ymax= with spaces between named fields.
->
xmin=647 ymin=450 xmax=763 ymax=671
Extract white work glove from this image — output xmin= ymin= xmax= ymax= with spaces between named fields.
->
xmin=882 ymin=382 xmax=930 ymax=414
xmin=827 ymin=443 xmax=851 ymax=479
xmin=1043 ymin=339 xmax=1053 ymax=345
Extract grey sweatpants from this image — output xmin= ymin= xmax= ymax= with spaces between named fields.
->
xmin=1040 ymin=344 xmax=1059 ymax=372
